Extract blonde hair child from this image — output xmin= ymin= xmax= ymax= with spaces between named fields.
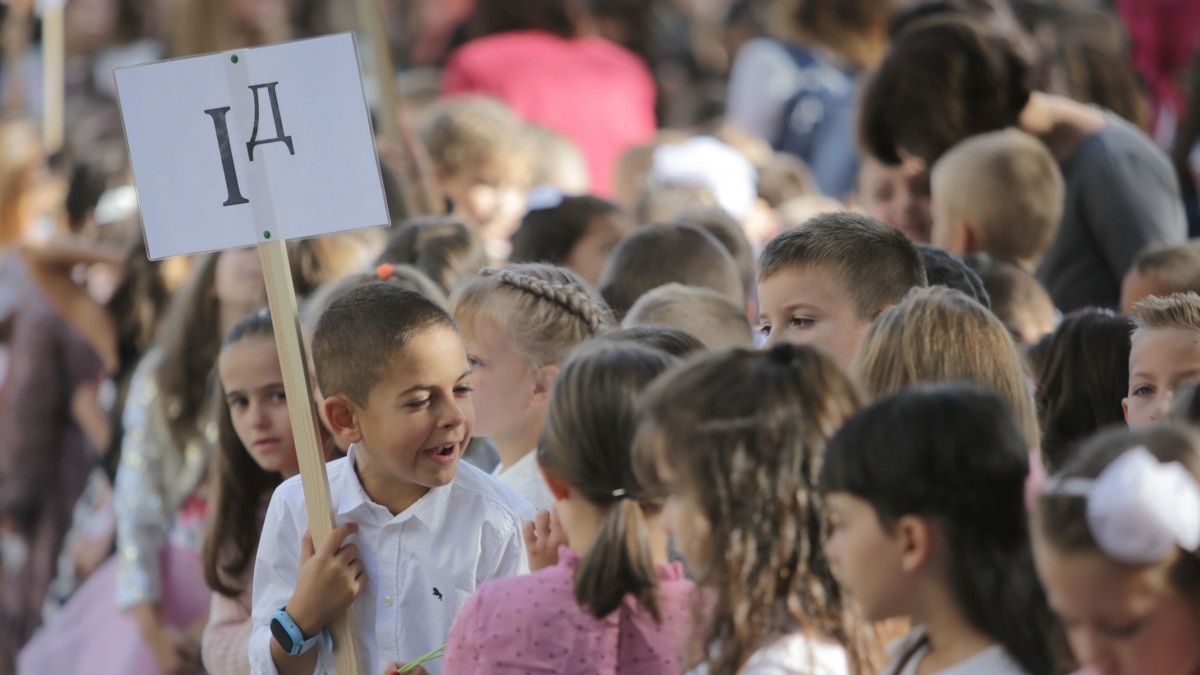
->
xmin=451 ymin=264 xmax=613 ymax=509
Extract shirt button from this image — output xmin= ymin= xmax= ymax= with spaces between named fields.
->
xmin=383 ymin=596 xmax=393 ymax=606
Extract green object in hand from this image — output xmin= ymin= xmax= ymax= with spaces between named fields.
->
xmin=396 ymin=645 xmax=446 ymax=673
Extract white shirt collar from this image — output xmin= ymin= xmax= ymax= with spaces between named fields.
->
xmin=334 ymin=444 xmax=454 ymax=534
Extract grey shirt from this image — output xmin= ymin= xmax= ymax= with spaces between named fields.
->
xmin=1037 ymin=112 xmax=1186 ymax=311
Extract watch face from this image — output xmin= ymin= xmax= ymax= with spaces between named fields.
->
xmin=271 ymin=617 xmax=296 ymax=654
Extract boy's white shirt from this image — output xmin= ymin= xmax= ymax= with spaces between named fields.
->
xmin=249 ymin=445 xmax=534 ymax=675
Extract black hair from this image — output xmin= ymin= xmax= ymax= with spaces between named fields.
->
xmin=823 ymin=384 xmax=1064 ymax=675
xmin=918 ymin=245 xmax=991 ymax=309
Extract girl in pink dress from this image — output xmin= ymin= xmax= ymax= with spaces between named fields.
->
xmin=442 ymin=343 xmax=696 ymax=674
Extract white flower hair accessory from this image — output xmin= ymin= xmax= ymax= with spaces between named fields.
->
xmin=650 ymin=136 xmax=758 ymax=221
xmin=1046 ymin=446 xmax=1200 ymax=565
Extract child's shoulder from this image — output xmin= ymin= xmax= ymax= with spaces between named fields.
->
xmin=266 ymin=456 xmax=353 ymax=518
xmin=450 ymin=461 xmax=536 ymax=523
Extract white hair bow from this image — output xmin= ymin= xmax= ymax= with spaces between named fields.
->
xmin=1046 ymin=447 xmax=1200 ymax=565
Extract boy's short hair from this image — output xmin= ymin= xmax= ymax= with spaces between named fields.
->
xmin=671 ymin=206 xmax=755 ymax=299
xmin=636 ymin=181 xmax=719 ymax=225
xmin=312 ymin=282 xmax=457 ymax=406
xmin=376 ymin=216 xmax=488 ymax=296
xmin=758 ymin=211 xmax=928 ymax=320
xmin=599 ymin=223 xmax=743 ymax=320
xmin=1131 ymin=242 xmax=1200 ymax=294
xmin=421 ymin=96 xmax=532 ymax=185
xmin=931 ymin=129 xmax=1064 ymax=266
xmin=965 ymin=253 xmax=1056 ymax=343
xmin=1131 ymin=292 xmax=1200 ymax=336
xmin=623 ymin=283 xmax=755 ymax=350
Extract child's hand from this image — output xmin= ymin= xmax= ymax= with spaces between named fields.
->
xmin=285 ymin=523 xmax=366 ymax=637
xmin=522 ymin=505 xmax=567 ymax=571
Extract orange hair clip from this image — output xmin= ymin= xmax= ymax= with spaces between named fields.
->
xmin=376 ymin=263 xmax=395 ymax=281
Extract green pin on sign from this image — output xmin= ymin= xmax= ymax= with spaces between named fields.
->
xmin=115 ymin=33 xmax=389 ymax=675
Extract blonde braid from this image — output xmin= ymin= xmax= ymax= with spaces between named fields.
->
xmin=481 ymin=267 xmax=612 ymax=334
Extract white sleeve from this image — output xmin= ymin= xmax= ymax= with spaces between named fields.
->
xmin=249 ymin=489 xmax=333 ymax=675
xmin=484 ymin=516 xmax=529 ymax=582
xmin=726 ymin=38 xmax=802 ymax=144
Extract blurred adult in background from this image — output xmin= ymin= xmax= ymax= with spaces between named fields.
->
xmin=441 ymin=0 xmax=657 ymax=197
xmin=860 ymin=16 xmax=1185 ymax=312
xmin=726 ymin=0 xmax=892 ymax=200
xmin=1172 ymin=50 xmax=1200 ymax=237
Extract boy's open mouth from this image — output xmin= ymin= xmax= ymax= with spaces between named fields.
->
xmin=423 ymin=441 xmax=461 ymax=465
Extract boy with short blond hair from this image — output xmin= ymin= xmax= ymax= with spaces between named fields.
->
xmin=757 ymin=211 xmax=927 ymax=368
xmin=1124 ymin=292 xmax=1200 ymax=429
xmin=931 ymin=129 xmax=1064 ymax=270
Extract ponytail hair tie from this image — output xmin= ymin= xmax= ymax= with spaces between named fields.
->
xmin=376 ymin=263 xmax=395 ymax=281
xmin=611 ymin=488 xmax=639 ymax=501
xmin=1045 ymin=446 xmax=1200 ymax=565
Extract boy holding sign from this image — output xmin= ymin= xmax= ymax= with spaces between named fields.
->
xmin=249 ymin=283 xmax=532 ymax=675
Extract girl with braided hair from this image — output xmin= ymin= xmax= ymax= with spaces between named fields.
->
xmin=450 ymin=263 xmax=613 ymax=510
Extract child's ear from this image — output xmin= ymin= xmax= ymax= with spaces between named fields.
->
xmin=895 ymin=514 xmax=933 ymax=574
xmin=322 ymin=395 xmax=365 ymax=447
xmin=540 ymin=466 xmax=571 ymax=501
xmin=1122 ymin=396 xmax=1130 ymax=424
xmin=530 ymin=364 xmax=561 ymax=408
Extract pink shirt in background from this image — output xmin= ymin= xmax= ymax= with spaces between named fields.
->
xmin=442 ymin=31 xmax=658 ymax=197
xmin=444 ymin=545 xmax=697 ymax=674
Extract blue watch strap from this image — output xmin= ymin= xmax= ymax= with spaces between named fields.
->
xmin=271 ymin=607 xmax=332 ymax=656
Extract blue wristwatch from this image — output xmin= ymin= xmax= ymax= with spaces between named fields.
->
xmin=270 ymin=606 xmax=331 ymax=656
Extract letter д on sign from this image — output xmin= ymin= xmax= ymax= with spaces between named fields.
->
xmin=113 ymin=33 xmax=389 ymax=260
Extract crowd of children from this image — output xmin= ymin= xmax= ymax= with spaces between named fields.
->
xmin=2 ymin=0 xmax=1200 ymax=674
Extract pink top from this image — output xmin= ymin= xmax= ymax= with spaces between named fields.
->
xmin=444 ymin=545 xmax=697 ymax=674
xmin=442 ymin=31 xmax=657 ymax=197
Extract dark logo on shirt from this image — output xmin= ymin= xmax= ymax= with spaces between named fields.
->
xmin=432 ymin=587 xmax=443 ymax=601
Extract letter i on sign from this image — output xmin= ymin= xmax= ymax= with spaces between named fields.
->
xmin=115 ymin=33 xmax=389 ymax=675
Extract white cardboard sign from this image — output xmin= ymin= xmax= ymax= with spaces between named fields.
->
xmin=114 ymin=33 xmax=389 ymax=260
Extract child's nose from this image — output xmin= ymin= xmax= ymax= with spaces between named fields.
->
xmin=438 ymin=399 xmax=468 ymax=428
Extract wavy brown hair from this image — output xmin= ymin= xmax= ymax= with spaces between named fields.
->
xmin=635 ymin=344 xmax=881 ymax=674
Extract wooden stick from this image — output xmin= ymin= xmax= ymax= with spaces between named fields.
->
xmin=41 ymin=5 xmax=65 ymax=154
xmin=258 ymin=239 xmax=363 ymax=675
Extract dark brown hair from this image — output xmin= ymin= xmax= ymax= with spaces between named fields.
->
xmin=859 ymin=16 xmax=1032 ymax=166
xmin=537 ymin=342 xmax=678 ymax=619
xmin=287 ymin=233 xmax=380 ymax=301
xmin=312 ymin=283 xmax=456 ymax=406
xmin=758 ymin=211 xmax=927 ymax=320
xmin=203 ymin=310 xmax=281 ymax=597
xmin=510 ymin=197 xmax=623 ymax=268
xmin=1037 ymin=425 xmax=1200 ymax=597
xmin=636 ymin=344 xmax=879 ymax=674
xmin=377 ymin=217 xmax=488 ymax=296
xmin=1171 ymin=50 xmax=1200 ymax=210
xmin=1033 ymin=309 xmax=1132 ymax=471
xmin=599 ymin=223 xmax=743 ymax=320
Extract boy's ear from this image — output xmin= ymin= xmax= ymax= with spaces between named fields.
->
xmin=959 ymin=219 xmax=983 ymax=255
xmin=895 ymin=514 xmax=933 ymax=574
xmin=322 ymin=395 xmax=364 ymax=447
xmin=540 ymin=465 xmax=571 ymax=502
xmin=530 ymin=364 xmax=561 ymax=408
xmin=1122 ymin=396 xmax=1131 ymax=424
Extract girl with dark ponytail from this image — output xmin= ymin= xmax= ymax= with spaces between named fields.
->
xmin=442 ymin=342 xmax=695 ymax=673
xmin=822 ymin=384 xmax=1070 ymax=675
